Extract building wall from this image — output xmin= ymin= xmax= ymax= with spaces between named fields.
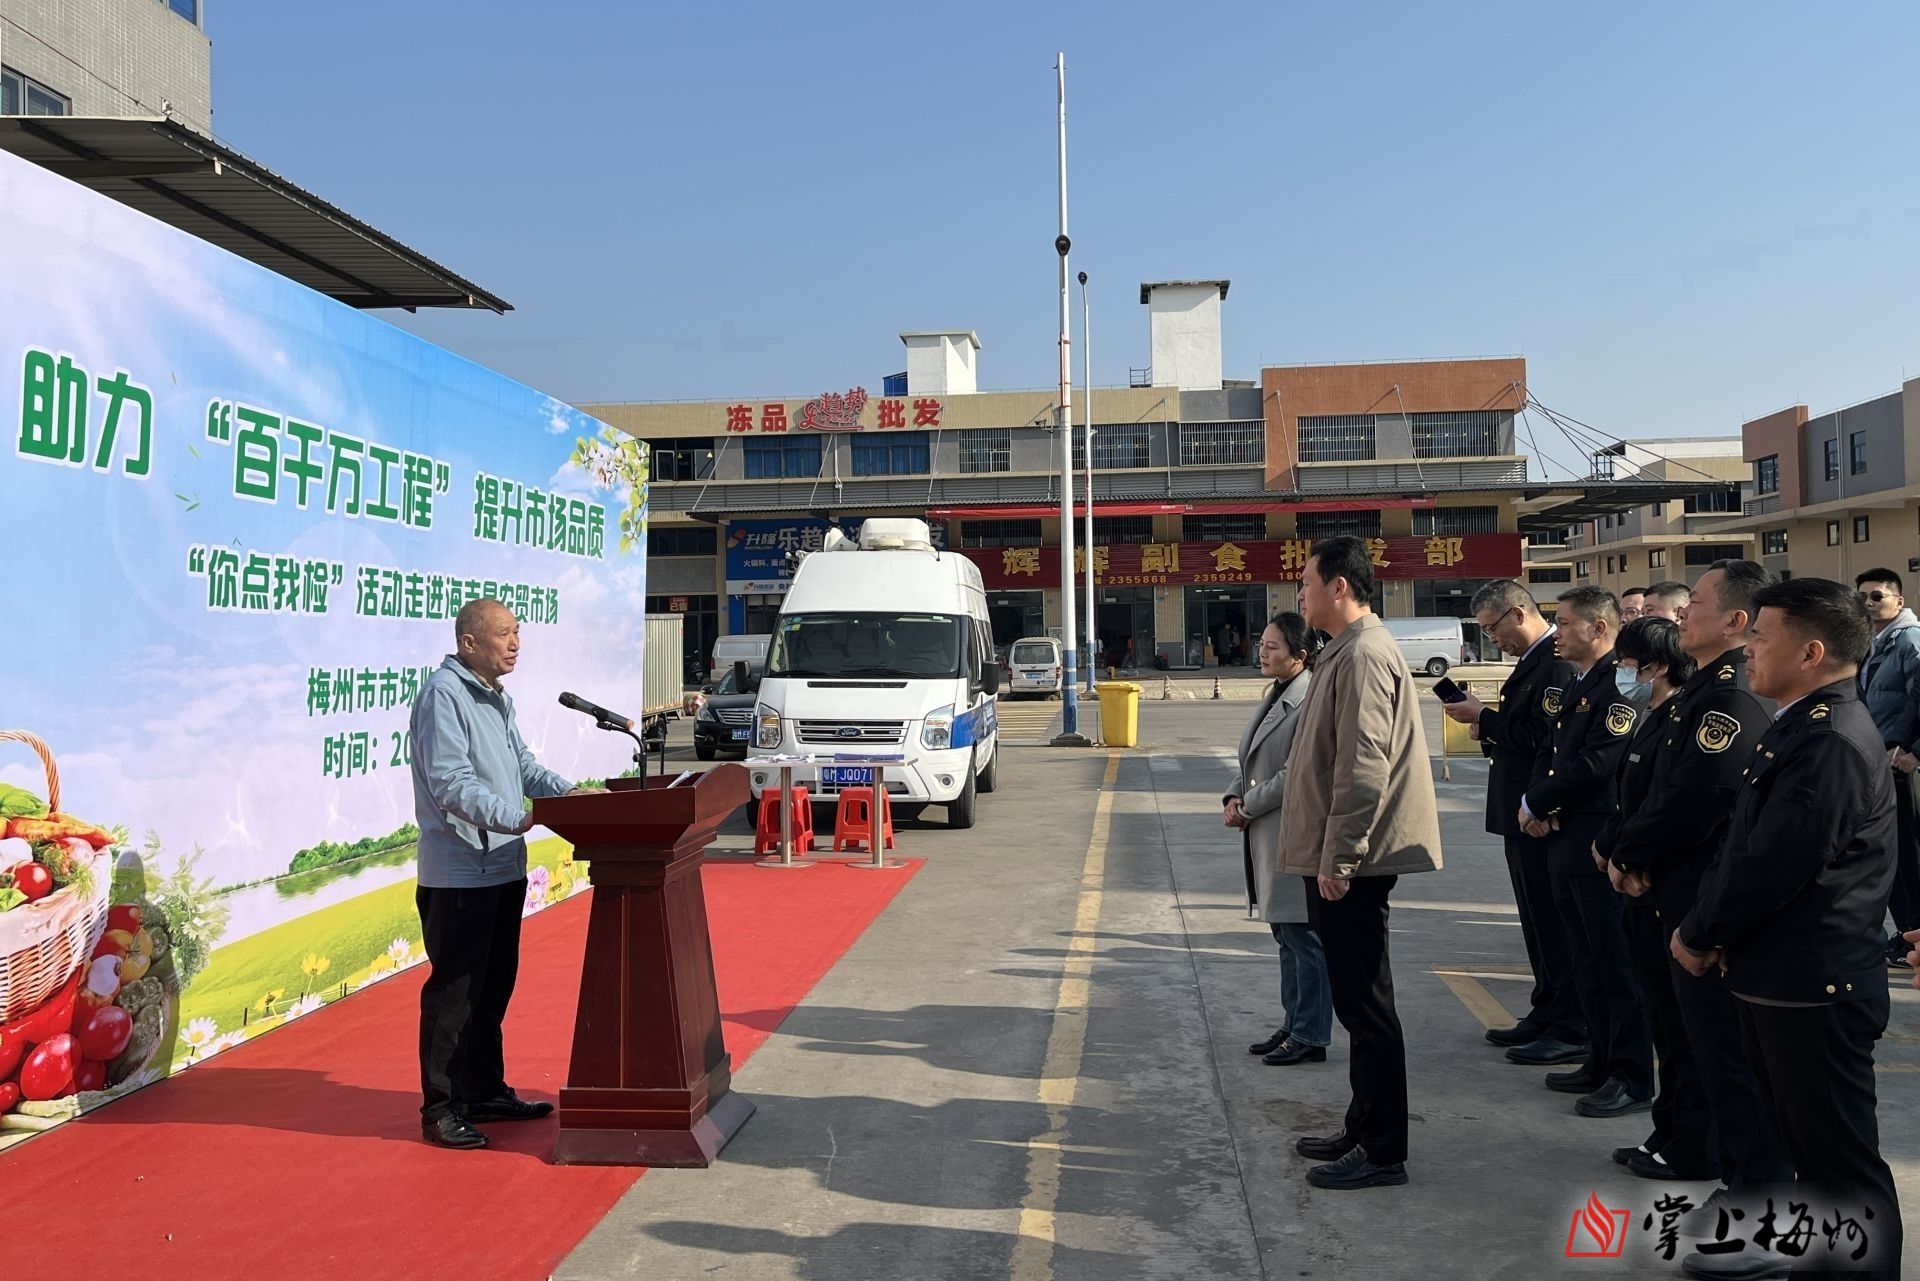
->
xmin=1741 ymin=404 xmax=1809 ymax=511
xmin=1799 ymin=391 xmax=1904 ymax=509
xmin=0 ymin=0 xmax=211 ymax=133
xmin=1147 ymin=285 xmax=1224 ymax=392
xmin=1758 ymin=507 xmax=1920 ymax=585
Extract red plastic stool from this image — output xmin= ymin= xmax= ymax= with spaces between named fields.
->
xmin=754 ymin=786 xmax=815 ymax=855
xmin=831 ymin=786 xmax=895 ymax=852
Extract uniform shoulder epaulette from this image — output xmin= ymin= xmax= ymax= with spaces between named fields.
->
xmin=1716 ymin=663 xmax=1737 ymax=681
xmin=1805 ymin=701 xmax=1834 ymax=729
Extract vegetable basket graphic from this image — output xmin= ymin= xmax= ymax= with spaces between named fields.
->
xmin=0 ymin=731 xmax=113 ymax=1024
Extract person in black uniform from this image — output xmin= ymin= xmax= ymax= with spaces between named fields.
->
xmin=1519 ymin=586 xmax=1652 ymax=1118
xmin=1592 ymin=617 xmax=1708 ymax=1178
xmin=1608 ymin=561 xmax=1789 ymax=1212
xmin=1675 ymin=577 xmax=1901 ymax=1281
xmin=1445 ymin=579 xmax=1586 ymax=1063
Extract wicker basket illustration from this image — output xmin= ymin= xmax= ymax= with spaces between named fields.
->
xmin=0 ymin=731 xmax=112 ymax=1024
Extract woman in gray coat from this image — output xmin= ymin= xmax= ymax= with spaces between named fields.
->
xmin=1224 ymin=611 xmax=1332 ymax=1066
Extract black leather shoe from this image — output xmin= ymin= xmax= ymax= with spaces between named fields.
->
xmin=1627 ymin=1149 xmax=1718 ymax=1182
xmin=466 ymin=1088 xmax=555 ymax=1122
xmin=422 ymin=1112 xmax=488 ymax=1149
xmin=1263 ymin=1038 xmax=1327 ymax=1066
xmin=1484 ymin=1022 xmax=1542 ymax=1048
xmin=1306 ymin=1144 xmax=1408 ymax=1190
xmin=1612 ymin=1141 xmax=1655 ymax=1167
xmin=1545 ymin=1068 xmax=1605 ymax=1094
xmin=1295 ymin=1127 xmax=1358 ymax=1161
xmin=1575 ymin=1078 xmax=1653 ymax=1118
xmin=1249 ymin=1027 xmax=1290 ymax=1056
xmin=1505 ymin=1036 xmax=1589 ymax=1065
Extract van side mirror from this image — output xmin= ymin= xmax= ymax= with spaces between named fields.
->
xmin=981 ymin=661 xmax=1002 ymax=697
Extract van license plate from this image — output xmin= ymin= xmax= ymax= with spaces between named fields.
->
xmin=730 ymin=728 xmax=751 ymax=741
xmin=822 ymin=767 xmax=873 ymax=787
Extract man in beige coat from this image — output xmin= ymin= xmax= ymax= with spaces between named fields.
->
xmin=1281 ymin=535 xmax=1444 ymax=1190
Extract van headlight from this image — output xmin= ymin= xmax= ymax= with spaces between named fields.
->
xmin=921 ymin=704 xmax=954 ymax=750
xmin=755 ymin=706 xmax=783 ymax=749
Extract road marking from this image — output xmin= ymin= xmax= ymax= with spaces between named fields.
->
xmin=1432 ymin=968 xmax=1514 ymax=1031
xmin=1395 ymin=898 xmax=1520 ymax=916
xmin=1010 ymin=750 xmax=1120 ymax=1281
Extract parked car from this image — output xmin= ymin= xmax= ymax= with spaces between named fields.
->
xmin=1383 ymin=616 xmax=1471 ymax=677
xmin=1005 ymin=635 xmax=1064 ymax=698
xmin=710 ymin=633 xmax=771 ymax=684
xmin=693 ymin=662 xmax=761 ymax=761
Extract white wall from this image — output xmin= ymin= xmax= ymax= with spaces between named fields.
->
xmin=1147 ymin=286 xmax=1223 ymax=392
xmin=903 ymin=332 xmax=979 ymax=395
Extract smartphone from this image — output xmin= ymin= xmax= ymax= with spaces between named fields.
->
xmin=1432 ymin=676 xmax=1468 ymax=704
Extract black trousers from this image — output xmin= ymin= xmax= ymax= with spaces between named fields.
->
xmin=1622 ymin=902 xmax=1717 ymax=1174
xmin=1550 ymin=869 xmax=1653 ymax=1096
xmin=1740 ymin=995 xmax=1902 ymax=1281
xmin=1307 ymin=874 xmax=1409 ymax=1165
xmin=1504 ymin=833 xmax=1585 ymax=1041
xmin=417 ymin=879 xmax=526 ymax=1120
xmin=1666 ymin=954 xmax=1793 ymax=1196
xmin=1887 ymin=773 xmax=1920 ymax=935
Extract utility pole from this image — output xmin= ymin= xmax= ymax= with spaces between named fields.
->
xmin=1051 ymin=52 xmax=1090 ymax=747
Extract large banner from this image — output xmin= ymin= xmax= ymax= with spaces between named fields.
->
xmin=0 ymin=149 xmax=646 ymax=1140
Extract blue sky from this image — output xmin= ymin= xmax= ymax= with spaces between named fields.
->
xmin=211 ymin=2 xmax=1920 ymax=475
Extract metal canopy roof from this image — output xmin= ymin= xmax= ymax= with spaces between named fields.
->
xmin=1512 ymin=482 xmax=1713 ymax=531
xmin=0 ymin=116 xmax=510 ymax=313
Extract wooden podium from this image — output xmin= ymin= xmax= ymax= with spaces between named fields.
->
xmin=533 ymin=764 xmax=754 ymax=1166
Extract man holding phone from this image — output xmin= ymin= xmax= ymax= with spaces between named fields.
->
xmin=1445 ymin=580 xmax=1586 ymax=1064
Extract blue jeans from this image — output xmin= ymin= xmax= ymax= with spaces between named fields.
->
xmin=1271 ymin=921 xmax=1333 ymax=1047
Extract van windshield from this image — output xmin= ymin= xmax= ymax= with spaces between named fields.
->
xmin=1011 ymin=642 xmax=1056 ymax=665
xmin=768 ymin=613 xmax=965 ymax=679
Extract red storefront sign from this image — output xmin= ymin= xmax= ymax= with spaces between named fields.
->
xmin=962 ymin=535 xmax=1522 ymax=590
xmin=722 ymin=389 xmax=942 ymax=433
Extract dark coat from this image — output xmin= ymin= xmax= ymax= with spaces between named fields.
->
xmin=1525 ymin=653 xmax=1640 ymax=875
xmin=1476 ymin=632 xmax=1580 ymax=839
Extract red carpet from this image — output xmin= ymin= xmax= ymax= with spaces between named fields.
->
xmin=0 ymin=859 xmax=919 ymax=1279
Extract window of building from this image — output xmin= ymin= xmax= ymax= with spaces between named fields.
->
xmin=1649 ymin=549 xmax=1666 ymax=569
xmin=1824 ymin=439 xmax=1839 ymax=482
xmin=851 ymin=431 xmax=929 ymax=476
xmin=646 ymin=437 xmax=715 ymax=482
xmin=1850 ymin=431 xmax=1868 ymax=475
xmin=1094 ymin=515 xmax=1154 ymax=544
xmin=1181 ymin=514 xmax=1266 ymax=543
xmin=1576 ymin=560 xmax=1592 ymax=579
xmin=1528 ymin=567 xmax=1573 ymax=584
xmin=1 ymin=67 xmax=71 ymax=117
xmin=1073 ymin=422 xmax=1152 ymax=470
xmin=1297 ymin=414 xmax=1376 ymax=463
xmin=1526 ymin=527 xmax=1573 ymax=547
xmin=1826 ymin=520 xmax=1842 ymax=547
xmin=1296 ymin=510 xmax=1383 ymax=541
xmin=169 ymin=0 xmax=200 ymax=21
xmin=1762 ymin=529 xmax=1787 ymax=556
xmin=649 ymin=526 xmax=717 ymax=557
xmin=742 ymin=435 xmax=822 ymax=480
xmin=1683 ymin=486 xmax=1741 ymax=514
xmin=1178 ymin=421 xmax=1264 ymax=466
xmin=1410 ymin=411 xmax=1501 ymax=458
xmin=960 ymin=519 xmax=1041 ymax=548
xmin=1755 ymin=455 xmax=1780 ymax=494
xmin=1414 ymin=505 xmax=1498 ymax=537
xmin=1604 ymin=555 xmax=1615 ymax=574
xmin=1684 ymin=543 xmax=1744 ymax=566
xmin=1414 ymin=578 xmax=1479 ymax=618
xmin=1854 ymin=515 xmax=1871 ymax=543
xmin=956 ymin=428 xmax=1012 ymax=474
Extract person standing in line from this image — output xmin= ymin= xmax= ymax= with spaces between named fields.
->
xmin=1279 ymin=536 xmax=1443 ymax=1190
xmin=1643 ymin=581 xmax=1691 ymax=622
xmin=1227 ymin=612 xmax=1331 ymax=1068
xmin=1520 ymin=586 xmax=1653 ymax=1119
xmin=1621 ymin=588 xmax=1648 ymax=624
xmin=410 ymin=597 xmax=597 ymax=1150
xmin=1675 ymin=578 xmax=1901 ymax=1281
xmin=1607 ymin=561 xmax=1789 ymax=1214
xmin=1591 ymin=618 xmax=1712 ymax=1181
xmin=1851 ymin=568 xmax=1920 ymax=968
xmin=1444 ymin=579 xmax=1586 ymax=1065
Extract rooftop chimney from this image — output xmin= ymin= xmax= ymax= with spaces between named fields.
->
xmin=899 ymin=330 xmax=981 ymax=395
xmin=1139 ymin=280 xmax=1228 ymax=392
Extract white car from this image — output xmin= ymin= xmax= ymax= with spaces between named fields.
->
xmin=1383 ymin=616 xmax=1471 ymax=677
xmin=1005 ymin=636 xmax=1064 ymax=698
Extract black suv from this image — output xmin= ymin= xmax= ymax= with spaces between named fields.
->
xmin=692 ymin=664 xmax=760 ymax=761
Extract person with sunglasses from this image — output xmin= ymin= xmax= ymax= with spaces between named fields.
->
xmin=1853 ymin=568 xmax=1920 ymax=968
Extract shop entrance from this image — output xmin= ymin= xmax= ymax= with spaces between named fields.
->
xmin=1094 ymin=587 xmax=1155 ymax=673
xmin=986 ymin=590 xmax=1045 ymax=662
xmin=1183 ymin=585 xmax=1265 ymax=668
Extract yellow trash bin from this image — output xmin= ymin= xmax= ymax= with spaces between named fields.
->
xmin=1440 ymin=694 xmax=1495 ymax=755
xmin=1095 ymin=681 xmax=1143 ymax=748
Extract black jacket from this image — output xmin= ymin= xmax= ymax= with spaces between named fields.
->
xmin=1476 ymin=633 xmax=1579 ymax=838
xmin=1596 ymin=694 xmax=1669 ymax=908
xmin=1526 ymin=653 xmax=1640 ymax=873
xmin=1679 ymin=681 xmax=1896 ymax=1004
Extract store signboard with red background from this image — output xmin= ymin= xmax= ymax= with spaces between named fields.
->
xmin=962 ymin=534 xmax=1522 ymax=590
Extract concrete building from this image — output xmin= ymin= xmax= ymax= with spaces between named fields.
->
xmin=1720 ymin=380 xmax=1920 ymax=583
xmin=0 ymin=1 xmax=211 ymax=135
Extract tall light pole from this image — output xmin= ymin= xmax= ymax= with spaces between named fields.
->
xmin=1051 ymin=53 xmax=1090 ymax=747
xmin=1079 ymin=269 xmax=1096 ymax=693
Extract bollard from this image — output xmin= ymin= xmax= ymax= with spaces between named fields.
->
xmin=1160 ymin=676 xmax=1171 ymax=700
xmin=1211 ymin=676 xmax=1221 ymax=700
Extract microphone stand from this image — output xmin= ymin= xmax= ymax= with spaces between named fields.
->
xmin=596 ymin=718 xmax=661 ymax=779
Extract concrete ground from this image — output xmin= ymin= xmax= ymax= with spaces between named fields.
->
xmin=562 ymin=701 xmax=1920 ymax=1280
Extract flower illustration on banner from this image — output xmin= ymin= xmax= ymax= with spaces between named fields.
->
xmin=568 ymin=426 xmax=648 ymax=554
xmin=300 ymin=953 xmax=332 ymax=992
xmin=283 ymin=993 xmax=323 ymax=1021
xmin=179 ymin=1017 xmax=219 ymax=1060
xmin=203 ymin=1031 xmax=246 ymax=1058
xmin=254 ymin=988 xmax=286 ymax=1014
xmin=386 ymin=938 xmax=414 ymax=968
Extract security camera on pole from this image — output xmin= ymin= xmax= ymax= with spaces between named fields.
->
xmin=1050 ymin=52 xmax=1091 ymax=748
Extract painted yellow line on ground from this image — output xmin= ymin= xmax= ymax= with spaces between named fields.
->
xmin=1394 ymin=899 xmax=1520 ymax=916
xmin=1432 ymin=968 xmax=1516 ymax=1032
xmin=1010 ymin=750 xmax=1120 ymax=1281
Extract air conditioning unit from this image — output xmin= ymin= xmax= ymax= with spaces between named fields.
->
xmin=857 ymin=518 xmax=935 ymax=552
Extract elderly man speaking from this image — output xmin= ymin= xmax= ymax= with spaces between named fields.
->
xmin=410 ymin=596 xmax=589 ymax=1150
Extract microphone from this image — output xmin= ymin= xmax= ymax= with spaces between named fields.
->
xmin=558 ymin=691 xmax=633 ymax=732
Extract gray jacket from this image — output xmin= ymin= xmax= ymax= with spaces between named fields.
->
xmin=410 ymin=656 xmax=573 ymax=889
xmin=1225 ymin=671 xmax=1313 ymax=923
xmin=1859 ymin=610 xmax=1920 ymax=750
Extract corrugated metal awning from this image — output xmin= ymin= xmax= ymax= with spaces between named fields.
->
xmin=0 ymin=116 xmax=509 ymax=313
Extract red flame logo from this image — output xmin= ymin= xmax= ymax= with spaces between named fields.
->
xmin=1565 ymin=1192 xmax=1629 ymax=1258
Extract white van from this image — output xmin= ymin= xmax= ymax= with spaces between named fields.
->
xmin=749 ymin=518 xmax=1000 ymax=829
xmin=710 ymin=633 xmax=770 ymax=683
xmin=1383 ymin=617 xmax=1470 ymax=677
xmin=1006 ymin=635 xmax=1064 ymax=698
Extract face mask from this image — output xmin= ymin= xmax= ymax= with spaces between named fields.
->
xmin=1616 ymin=664 xmax=1653 ymax=706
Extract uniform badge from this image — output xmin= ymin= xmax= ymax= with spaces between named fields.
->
xmin=1696 ymin=710 xmax=1741 ymax=754
xmin=1578 ymin=697 xmax=1591 ymax=712
xmin=1543 ymin=687 xmax=1563 ymax=715
xmin=1605 ymin=704 xmax=1636 ymax=736
xmin=1809 ymin=703 xmax=1830 ymax=721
